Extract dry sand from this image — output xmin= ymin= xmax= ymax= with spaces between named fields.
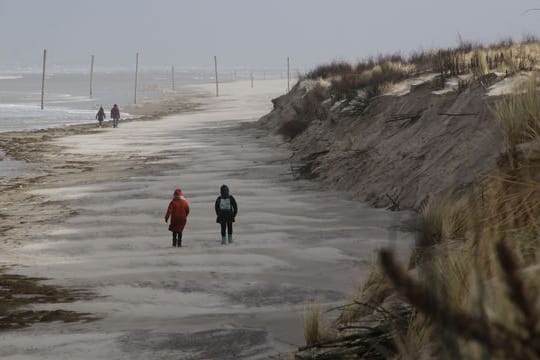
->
xmin=0 ymin=80 xmax=412 ymax=359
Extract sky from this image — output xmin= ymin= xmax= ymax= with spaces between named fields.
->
xmin=1 ymin=0 xmax=540 ymax=70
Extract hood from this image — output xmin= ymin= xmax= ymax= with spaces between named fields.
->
xmin=173 ymin=188 xmax=184 ymax=199
xmin=220 ymin=184 xmax=229 ymax=198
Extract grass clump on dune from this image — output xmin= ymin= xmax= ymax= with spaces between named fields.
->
xmin=303 ymin=302 xmax=337 ymax=346
xmin=297 ymin=71 xmax=540 ymax=359
xmin=494 ymin=72 xmax=540 ymax=168
xmin=302 ymin=37 xmax=540 ymax=101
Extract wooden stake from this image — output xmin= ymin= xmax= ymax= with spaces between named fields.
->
xmin=171 ymin=65 xmax=175 ymax=90
xmin=134 ymin=52 xmax=139 ymax=104
xmin=287 ymin=56 xmax=290 ymax=92
xmin=214 ymin=55 xmax=219 ymax=97
xmin=41 ymin=49 xmax=47 ymax=110
xmin=89 ymin=54 xmax=94 ymax=98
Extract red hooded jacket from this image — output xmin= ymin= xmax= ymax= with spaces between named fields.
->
xmin=165 ymin=189 xmax=190 ymax=232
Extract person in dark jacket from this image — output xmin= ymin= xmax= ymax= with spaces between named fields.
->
xmin=215 ymin=184 xmax=238 ymax=245
xmin=95 ymin=106 xmax=106 ymax=127
xmin=110 ymin=104 xmax=120 ymax=128
xmin=165 ymin=188 xmax=190 ymax=247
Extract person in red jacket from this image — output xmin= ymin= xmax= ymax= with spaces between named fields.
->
xmin=164 ymin=188 xmax=190 ymax=247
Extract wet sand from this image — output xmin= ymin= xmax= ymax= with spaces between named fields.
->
xmin=0 ymin=80 xmax=412 ymax=359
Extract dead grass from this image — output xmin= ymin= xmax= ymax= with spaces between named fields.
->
xmin=408 ymin=194 xmax=470 ymax=268
xmin=303 ymin=38 xmax=540 ymax=103
xmin=494 ymin=72 xmax=540 ymax=168
xmin=330 ymin=61 xmax=415 ymax=100
xmin=303 ymin=302 xmax=337 ymax=346
xmin=278 ymin=83 xmax=329 ymax=141
xmin=302 ymin=83 xmax=328 ymax=120
xmin=305 ymin=61 xmax=353 ymax=80
xmin=337 ymin=262 xmax=393 ymax=325
xmin=381 ymin=149 xmax=540 ymax=357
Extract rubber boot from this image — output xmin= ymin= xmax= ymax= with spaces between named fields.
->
xmin=172 ymin=239 xmax=177 ymax=247
xmin=227 ymin=234 xmax=233 ymax=244
xmin=221 ymin=235 xmax=227 ymax=245
xmin=178 ymin=239 xmax=182 ymax=247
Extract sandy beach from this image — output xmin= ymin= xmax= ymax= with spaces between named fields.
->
xmin=0 ymin=79 xmax=412 ymax=359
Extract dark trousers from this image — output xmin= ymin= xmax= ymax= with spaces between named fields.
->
xmin=172 ymin=232 xmax=183 ymax=246
xmin=220 ymin=222 xmax=233 ymax=237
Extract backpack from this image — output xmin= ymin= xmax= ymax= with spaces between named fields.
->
xmin=219 ymin=198 xmax=232 ymax=211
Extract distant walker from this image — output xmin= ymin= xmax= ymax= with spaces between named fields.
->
xmin=110 ymin=104 xmax=120 ymax=128
xmin=95 ymin=106 xmax=106 ymax=128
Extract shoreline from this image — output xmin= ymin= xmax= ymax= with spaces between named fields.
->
xmin=0 ymin=89 xmax=207 ymax=162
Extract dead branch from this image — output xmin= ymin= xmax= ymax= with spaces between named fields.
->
xmin=437 ymin=112 xmax=479 ymax=116
xmin=385 ymin=193 xmax=400 ymax=211
xmin=388 ymin=113 xmax=422 ymax=122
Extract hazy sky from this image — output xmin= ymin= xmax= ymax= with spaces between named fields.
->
xmin=1 ymin=0 xmax=539 ymax=70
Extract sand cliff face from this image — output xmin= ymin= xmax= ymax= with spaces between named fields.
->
xmin=257 ymin=76 xmax=505 ymax=209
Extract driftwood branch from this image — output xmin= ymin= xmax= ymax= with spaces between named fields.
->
xmin=388 ymin=113 xmax=422 ymax=122
xmin=385 ymin=193 xmax=400 ymax=211
xmin=289 ymin=154 xmax=298 ymax=180
xmin=438 ymin=112 xmax=479 ymax=116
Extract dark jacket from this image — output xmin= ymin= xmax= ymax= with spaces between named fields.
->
xmin=215 ymin=185 xmax=237 ymax=223
xmin=96 ymin=107 xmax=106 ymax=121
xmin=111 ymin=105 xmax=120 ymax=119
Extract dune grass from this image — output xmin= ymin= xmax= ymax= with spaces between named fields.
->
xmin=277 ymin=82 xmax=329 ymax=140
xmin=494 ymin=72 xmax=540 ymax=168
xmin=379 ymin=132 xmax=540 ymax=357
xmin=302 ymin=37 xmax=540 ymax=101
xmin=303 ymin=302 xmax=337 ymax=346
xmin=299 ymin=71 xmax=540 ymax=359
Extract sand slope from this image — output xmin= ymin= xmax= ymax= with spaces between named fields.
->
xmin=258 ymin=76 xmax=505 ymax=208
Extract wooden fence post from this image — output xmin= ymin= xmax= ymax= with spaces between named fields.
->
xmin=214 ymin=55 xmax=219 ymax=97
xmin=89 ymin=54 xmax=94 ymax=98
xmin=41 ymin=49 xmax=47 ymax=110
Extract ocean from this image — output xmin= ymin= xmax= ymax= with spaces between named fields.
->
xmin=0 ymin=67 xmax=225 ymax=133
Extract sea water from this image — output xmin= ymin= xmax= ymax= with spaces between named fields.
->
xmin=0 ymin=67 xmax=221 ymax=133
